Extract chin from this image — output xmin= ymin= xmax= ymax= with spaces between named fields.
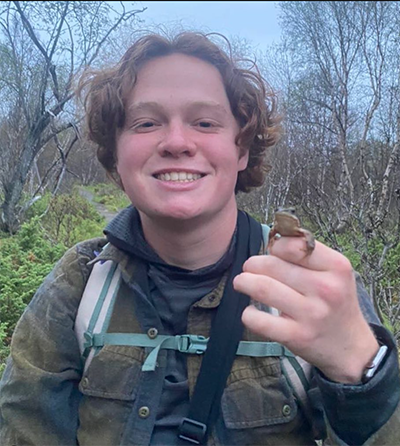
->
xmin=136 ymin=203 xmax=201 ymax=222
xmin=160 ymin=208 xmax=203 ymax=221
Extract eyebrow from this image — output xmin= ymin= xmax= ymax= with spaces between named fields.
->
xmin=188 ymin=101 xmax=229 ymax=115
xmin=126 ymin=101 xmax=161 ymax=116
xmin=126 ymin=101 xmax=230 ymax=116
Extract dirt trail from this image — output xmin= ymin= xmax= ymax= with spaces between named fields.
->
xmin=78 ymin=188 xmax=117 ymax=224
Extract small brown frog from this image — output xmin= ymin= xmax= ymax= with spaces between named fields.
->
xmin=268 ymin=207 xmax=315 ymax=255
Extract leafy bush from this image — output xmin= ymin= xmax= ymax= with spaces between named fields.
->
xmin=87 ymin=183 xmax=130 ymax=212
xmin=0 ymin=323 xmax=9 ymax=375
xmin=0 ymin=217 xmax=66 ymax=348
xmin=0 ymin=192 xmax=106 ymax=376
xmin=41 ymin=192 xmax=106 ymax=246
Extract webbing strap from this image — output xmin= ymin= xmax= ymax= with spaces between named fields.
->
xmin=83 ymin=332 xmax=295 ymax=371
xmin=179 ymin=211 xmax=261 ymax=445
xmin=81 ymin=262 xmax=118 ymax=359
xmin=281 ymin=356 xmax=313 ymax=427
xmin=261 ymin=223 xmax=270 ymax=252
xmin=237 ymin=340 xmax=295 ymax=358
xmin=286 ymin=355 xmax=310 ymax=390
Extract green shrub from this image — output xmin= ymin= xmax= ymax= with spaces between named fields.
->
xmin=0 ymin=323 xmax=9 ymax=376
xmin=86 ymin=183 xmax=130 ymax=212
xmin=0 ymin=192 xmax=107 ymax=376
xmin=43 ymin=192 xmax=105 ymax=246
xmin=0 ymin=217 xmax=66 ymax=346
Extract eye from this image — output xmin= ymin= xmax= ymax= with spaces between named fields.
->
xmin=131 ymin=120 xmax=159 ymax=132
xmin=139 ymin=121 xmax=155 ymax=128
xmin=198 ymin=121 xmax=213 ymax=128
xmin=194 ymin=119 xmax=220 ymax=131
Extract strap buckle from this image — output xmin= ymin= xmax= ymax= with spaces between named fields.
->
xmin=178 ymin=417 xmax=207 ymax=444
xmin=83 ymin=331 xmax=94 ymax=349
xmin=178 ymin=335 xmax=208 ymax=355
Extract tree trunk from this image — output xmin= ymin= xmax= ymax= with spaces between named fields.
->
xmin=0 ymin=119 xmax=48 ymax=233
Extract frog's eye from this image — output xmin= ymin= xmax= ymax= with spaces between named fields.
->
xmin=288 ymin=208 xmax=296 ymax=214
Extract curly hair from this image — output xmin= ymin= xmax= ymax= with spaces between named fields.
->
xmin=77 ymin=32 xmax=281 ymax=193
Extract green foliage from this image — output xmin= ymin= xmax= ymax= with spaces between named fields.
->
xmin=0 ymin=217 xmax=66 ymax=346
xmin=333 ymin=233 xmax=363 ymax=272
xmin=31 ymin=191 xmax=106 ymax=247
xmin=0 ymin=323 xmax=9 ymax=376
xmin=25 ymin=193 xmax=52 ymax=219
xmin=0 ymin=192 xmax=106 ymax=375
xmin=87 ymin=183 xmax=130 ymax=213
xmin=334 ymin=232 xmax=400 ymax=288
xmin=381 ymin=242 xmax=400 ymax=287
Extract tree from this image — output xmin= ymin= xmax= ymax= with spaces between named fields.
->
xmin=242 ymin=1 xmax=400 ymax=330
xmin=0 ymin=1 xmax=145 ymax=233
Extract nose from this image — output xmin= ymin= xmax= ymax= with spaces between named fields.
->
xmin=157 ymin=121 xmax=196 ymax=158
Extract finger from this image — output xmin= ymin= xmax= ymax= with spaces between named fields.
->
xmin=233 ymin=271 xmax=309 ymax=319
xmin=243 ymin=254 xmax=326 ymax=296
xmin=267 ymin=237 xmax=353 ymax=273
xmin=241 ymin=305 xmax=298 ymax=346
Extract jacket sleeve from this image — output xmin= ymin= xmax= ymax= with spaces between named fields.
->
xmin=0 ymin=240 xmax=102 ymax=445
xmin=324 ymin=402 xmax=400 ymax=446
xmin=317 ymin=273 xmax=400 ymax=446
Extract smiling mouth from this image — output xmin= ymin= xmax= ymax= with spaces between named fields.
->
xmin=154 ymin=172 xmax=205 ymax=182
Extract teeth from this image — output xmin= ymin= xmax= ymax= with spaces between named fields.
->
xmin=157 ymin=172 xmax=202 ymax=182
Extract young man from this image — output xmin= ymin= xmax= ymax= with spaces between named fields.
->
xmin=1 ymin=32 xmax=399 ymax=445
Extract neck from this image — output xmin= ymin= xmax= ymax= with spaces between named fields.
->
xmin=139 ymin=207 xmax=239 ymax=270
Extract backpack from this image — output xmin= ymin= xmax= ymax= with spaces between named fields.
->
xmin=74 ymin=223 xmax=313 ymax=429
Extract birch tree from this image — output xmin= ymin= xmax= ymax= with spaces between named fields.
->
xmin=249 ymin=1 xmax=400 ymax=327
xmin=0 ymin=1 xmax=145 ymax=233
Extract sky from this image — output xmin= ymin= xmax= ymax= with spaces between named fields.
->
xmin=137 ymin=1 xmax=283 ymax=52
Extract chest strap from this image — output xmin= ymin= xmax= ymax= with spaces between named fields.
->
xmin=83 ymin=332 xmax=295 ymax=372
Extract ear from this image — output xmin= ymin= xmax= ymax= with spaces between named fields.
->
xmin=238 ymin=148 xmax=249 ymax=172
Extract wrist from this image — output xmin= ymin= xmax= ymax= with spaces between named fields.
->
xmin=321 ymin=326 xmax=380 ymax=384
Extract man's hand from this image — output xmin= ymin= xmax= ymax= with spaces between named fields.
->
xmin=233 ymin=236 xmax=379 ymax=384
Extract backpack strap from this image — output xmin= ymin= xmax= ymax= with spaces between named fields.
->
xmin=261 ymin=223 xmax=270 ymax=251
xmin=75 ymin=256 xmax=121 ymax=373
xmin=83 ymin=331 xmax=296 ymax=372
xmin=281 ymin=355 xmax=313 ymax=422
xmin=178 ymin=211 xmax=262 ymax=444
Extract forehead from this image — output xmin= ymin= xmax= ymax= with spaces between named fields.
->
xmin=129 ymin=53 xmax=230 ymax=106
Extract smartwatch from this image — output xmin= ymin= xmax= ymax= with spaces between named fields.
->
xmin=361 ymin=343 xmax=389 ymax=384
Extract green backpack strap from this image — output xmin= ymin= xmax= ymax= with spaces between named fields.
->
xmin=83 ymin=332 xmax=296 ymax=372
xmin=75 ymin=256 xmax=122 ymax=373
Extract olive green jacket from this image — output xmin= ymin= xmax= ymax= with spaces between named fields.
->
xmin=1 ymin=238 xmax=400 ymax=445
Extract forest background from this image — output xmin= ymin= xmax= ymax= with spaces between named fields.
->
xmin=1 ymin=1 xmax=400 ymax=374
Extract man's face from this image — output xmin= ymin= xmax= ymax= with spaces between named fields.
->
xmin=116 ymin=53 xmax=248 ymax=224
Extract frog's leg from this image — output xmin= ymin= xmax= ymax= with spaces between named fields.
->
xmin=298 ymin=228 xmax=315 ymax=255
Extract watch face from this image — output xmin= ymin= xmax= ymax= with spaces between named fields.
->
xmin=362 ymin=345 xmax=388 ymax=383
